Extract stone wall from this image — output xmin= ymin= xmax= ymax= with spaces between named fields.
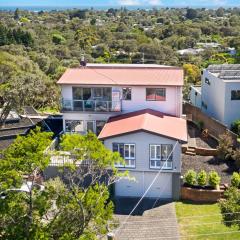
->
xmin=183 ymin=102 xmax=238 ymax=146
xmin=181 ymin=186 xmax=224 ymax=203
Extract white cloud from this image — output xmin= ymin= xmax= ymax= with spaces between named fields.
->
xmin=118 ymin=0 xmax=162 ymax=5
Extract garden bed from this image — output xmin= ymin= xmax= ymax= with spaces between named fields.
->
xmin=181 ymin=186 xmax=224 ymax=203
xmin=181 ymin=154 xmax=238 ymax=184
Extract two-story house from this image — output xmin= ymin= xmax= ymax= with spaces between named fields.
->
xmin=190 ymin=64 xmax=240 ymax=128
xmin=57 ymin=63 xmax=187 ymax=200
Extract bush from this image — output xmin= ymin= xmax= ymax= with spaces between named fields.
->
xmin=197 ymin=170 xmax=207 ymax=186
xmin=231 ymin=119 xmax=240 ymax=135
xmin=217 ymin=132 xmax=233 ymax=161
xmin=184 ymin=170 xmax=197 ymax=186
xmin=231 ymin=172 xmax=240 ymax=188
xmin=52 ymin=34 xmax=66 ymax=45
xmin=233 ymin=149 xmax=240 ymax=170
xmin=208 ymin=171 xmax=221 ymax=189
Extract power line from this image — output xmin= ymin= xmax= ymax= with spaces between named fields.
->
xmin=114 ymin=141 xmax=179 ymax=235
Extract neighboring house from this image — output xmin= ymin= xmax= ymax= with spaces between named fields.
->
xmin=57 ymin=63 xmax=187 ymax=199
xmin=189 ymin=85 xmax=202 ymax=109
xmin=177 ymin=48 xmax=204 ymax=56
xmin=190 ymin=64 xmax=240 ymax=128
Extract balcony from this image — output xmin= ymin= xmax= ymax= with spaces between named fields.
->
xmin=61 ymin=98 xmax=121 ymax=112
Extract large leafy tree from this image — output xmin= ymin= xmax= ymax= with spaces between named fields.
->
xmin=0 ymin=131 xmax=124 ymax=239
xmin=0 ymin=51 xmax=56 ymax=126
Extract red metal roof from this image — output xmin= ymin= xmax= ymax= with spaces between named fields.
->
xmin=98 ymin=109 xmax=187 ymax=142
xmin=57 ymin=65 xmax=183 ymax=86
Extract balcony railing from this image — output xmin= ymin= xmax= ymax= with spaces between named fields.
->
xmin=61 ymin=99 xmax=121 ymax=112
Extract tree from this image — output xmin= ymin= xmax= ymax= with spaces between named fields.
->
xmin=0 ymin=127 xmax=53 ymax=239
xmin=0 ymin=132 xmax=125 ymax=239
xmin=183 ymin=64 xmax=201 ymax=84
xmin=186 ymin=9 xmax=198 ymax=20
xmin=14 ymin=8 xmax=20 ymax=20
xmin=216 ymin=7 xmax=224 ymax=17
xmin=0 ymin=51 xmax=55 ymax=126
xmin=219 ymin=187 xmax=240 ymax=229
xmin=74 ymin=27 xmax=98 ymax=51
xmin=217 ymin=132 xmax=233 ymax=161
xmin=52 ymin=33 xmax=66 ymax=45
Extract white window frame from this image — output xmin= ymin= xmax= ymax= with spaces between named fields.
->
xmin=149 ymin=144 xmax=173 ymax=170
xmin=150 ymin=145 xmax=161 ymax=169
xmin=113 ymin=143 xmax=135 ymax=168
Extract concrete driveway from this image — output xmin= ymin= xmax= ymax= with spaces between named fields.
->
xmin=113 ymin=198 xmax=179 ymax=240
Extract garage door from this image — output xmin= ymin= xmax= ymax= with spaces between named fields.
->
xmin=115 ymin=171 xmax=172 ymax=199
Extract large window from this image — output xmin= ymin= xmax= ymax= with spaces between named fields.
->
xmin=113 ymin=143 xmax=135 ymax=168
xmin=146 ymin=88 xmax=166 ymax=101
xmin=150 ymin=144 xmax=173 ymax=169
xmin=65 ymin=120 xmax=84 ymax=132
xmin=122 ymin=87 xmax=132 ymax=100
xmin=72 ymin=87 xmax=112 ymax=101
xmin=231 ymin=90 xmax=240 ymax=100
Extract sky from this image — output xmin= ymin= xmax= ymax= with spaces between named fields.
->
xmin=0 ymin=0 xmax=239 ymax=7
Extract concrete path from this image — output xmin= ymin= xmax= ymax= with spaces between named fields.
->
xmin=113 ymin=198 xmax=179 ymax=240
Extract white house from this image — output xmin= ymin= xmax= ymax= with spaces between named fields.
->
xmin=190 ymin=64 xmax=240 ymax=128
xmin=57 ymin=63 xmax=187 ymax=199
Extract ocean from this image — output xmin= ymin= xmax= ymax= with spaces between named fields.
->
xmin=0 ymin=5 xmax=223 ymax=12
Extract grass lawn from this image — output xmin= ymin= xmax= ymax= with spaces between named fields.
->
xmin=175 ymin=201 xmax=240 ymax=240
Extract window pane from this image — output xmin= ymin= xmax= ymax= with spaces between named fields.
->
xmin=82 ymin=88 xmax=91 ymax=100
xmin=73 ymin=87 xmax=82 ymax=100
xmin=150 ymin=145 xmax=155 ymax=159
xmin=65 ymin=120 xmax=84 ymax=132
xmin=231 ymin=90 xmax=240 ymax=100
xmin=124 ymin=145 xmax=130 ymax=158
xmin=131 ymin=160 xmax=135 ymax=166
xmin=156 ymin=145 xmax=161 ymax=159
xmin=156 ymin=160 xmax=160 ymax=167
xmin=146 ymin=88 xmax=156 ymax=101
xmin=119 ymin=144 xmax=124 ymax=158
xmin=112 ymin=143 xmax=119 ymax=152
xmin=130 ymin=145 xmax=135 ymax=158
xmin=103 ymin=88 xmax=112 ymax=101
xmin=86 ymin=121 xmax=94 ymax=133
xmin=123 ymin=87 xmax=132 ymax=100
xmin=93 ymin=88 xmax=102 ymax=98
xmin=155 ymin=88 xmax=166 ymax=101
xmin=96 ymin=121 xmax=106 ymax=135
xmin=161 ymin=144 xmax=173 ymax=160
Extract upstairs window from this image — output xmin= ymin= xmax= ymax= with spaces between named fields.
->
xmin=146 ymin=88 xmax=166 ymax=101
xmin=231 ymin=90 xmax=240 ymax=100
xmin=112 ymin=143 xmax=135 ymax=168
xmin=122 ymin=87 xmax=132 ymax=100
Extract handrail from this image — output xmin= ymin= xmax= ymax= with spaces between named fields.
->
xmin=61 ymin=98 xmax=121 ymax=112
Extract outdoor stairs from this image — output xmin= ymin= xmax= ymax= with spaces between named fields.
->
xmin=185 ymin=146 xmax=196 ymax=156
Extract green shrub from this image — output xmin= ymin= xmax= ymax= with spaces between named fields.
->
xmin=231 ymin=119 xmax=240 ymax=135
xmin=217 ymin=132 xmax=233 ymax=161
xmin=197 ymin=170 xmax=207 ymax=186
xmin=52 ymin=33 xmax=66 ymax=44
xmin=208 ymin=171 xmax=221 ymax=189
xmin=184 ymin=170 xmax=197 ymax=186
xmin=233 ymin=149 xmax=240 ymax=170
xmin=231 ymin=172 xmax=240 ymax=188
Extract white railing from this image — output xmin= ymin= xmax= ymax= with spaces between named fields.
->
xmin=61 ymin=99 xmax=121 ymax=112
